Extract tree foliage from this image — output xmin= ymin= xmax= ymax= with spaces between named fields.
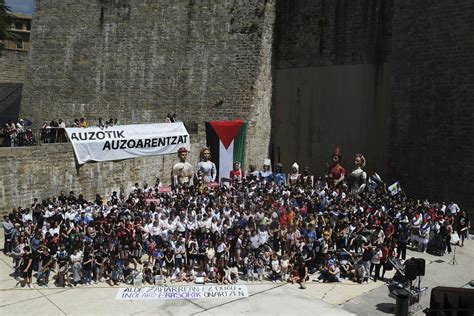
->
xmin=0 ymin=0 xmax=13 ymax=48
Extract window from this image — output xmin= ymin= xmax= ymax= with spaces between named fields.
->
xmin=15 ymin=38 xmax=23 ymax=49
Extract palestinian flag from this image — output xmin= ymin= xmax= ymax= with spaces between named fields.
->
xmin=205 ymin=120 xmax=247 ymax=182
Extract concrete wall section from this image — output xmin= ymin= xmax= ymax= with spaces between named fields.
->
xmin=273 ymin=63 xmax=392 ymax=176
xmin=390 ymin=0 xmax=474 ymax=215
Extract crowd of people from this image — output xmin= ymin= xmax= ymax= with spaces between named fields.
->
xmin=1 ymin=117 xmax=121 ymax=147
xmin=1 ymin=149 xmax=470 ymax=290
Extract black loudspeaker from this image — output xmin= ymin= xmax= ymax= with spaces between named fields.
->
xmin=427 ymin=286 xmax=474 ymax=316
xmin=405 ymin=258 xmax=425 ymax=280
xmin=404 ymin=259 xmax=419 ymax=280
xmin=415 ymin=258 xmax=425 ymax=276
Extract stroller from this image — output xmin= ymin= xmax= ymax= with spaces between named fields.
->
xmin=387 ymin=257 xmax=428 ymax=313
xmin=24 ymin=129 xmax=37 ymax=146
xmin=387 ymin=257 xmax=410 ymax=299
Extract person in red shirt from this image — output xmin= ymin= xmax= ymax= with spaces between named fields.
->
xmin=326 ymin=147 xmax=346 ymax=188
xmin=279 ymin=211 xmax=289 ymax=227
xmin=229 ymin=161 xmax=243 ymax=182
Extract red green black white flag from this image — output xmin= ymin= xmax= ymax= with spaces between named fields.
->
xmin=205 ymin=120 xmax=247 ymax=183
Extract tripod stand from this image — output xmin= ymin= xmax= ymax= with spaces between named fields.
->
xmin=448 ymin=243 xmax=458 ymax=265
xmin=408 ymin=275 xmax=428 ymax=314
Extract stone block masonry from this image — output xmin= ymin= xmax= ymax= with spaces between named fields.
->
xmin=0 ymin=50 xmax=29 ymax=83
xmin=3 ymin=0 xmax=472 ymax=218
xmin=390 ymin=0 xmax=474 ymax=217
xmin=20 ymin=0 xmax=275 ymax=168
xmin=0 ymin=137 xmax=204 ymax=216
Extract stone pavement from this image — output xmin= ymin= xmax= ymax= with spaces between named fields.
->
xmin=0 ymin=231 xmax=472 ymax=315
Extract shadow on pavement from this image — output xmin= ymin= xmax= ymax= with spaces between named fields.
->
xmin=376 ymin=302 xmax=395 ymax=314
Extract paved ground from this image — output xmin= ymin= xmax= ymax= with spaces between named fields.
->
xmin=0 ymin=231 xmax=472 ymax=316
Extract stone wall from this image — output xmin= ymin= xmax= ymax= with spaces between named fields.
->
xmin=0 ymin=83 xmax=23 ymax=126
xmin=272 ymin=0 xmax=393 ymax=177
xmin=390 ymin=0 xmax=474 ymax=215
xmin=0 ymin=135 xmax=204 ymax=215
xmin=4 ymin=0 xmax=473 ymax=217
xmin=20 ymin=0 xmax=275 ymax=167
xmin=275 ymin=0 xmax=393 ymax=68
xmin=0 ymin=49 xmax=29 ymax=83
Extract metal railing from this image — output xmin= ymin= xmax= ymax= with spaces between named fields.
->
xmin=0 ymin=121 xmax=198 ymax=147
xmin=0 ymin=128 xmax=69 ymax=147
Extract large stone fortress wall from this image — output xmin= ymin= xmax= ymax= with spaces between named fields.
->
xmin=272 ymin=0 xmax=473 ymax=216
xmin=389 ymin=0 xmax=474 ymax=212
xmin=1 ymin=0 xmax=472 ymax=216
xmin=20 ymin=0 xmax=275 ymax=166
xmin=272 ymin=0 xmax=393 ymax=177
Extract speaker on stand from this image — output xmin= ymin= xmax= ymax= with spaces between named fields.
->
xmin=403 ymin=258 xmax=428 ymax=313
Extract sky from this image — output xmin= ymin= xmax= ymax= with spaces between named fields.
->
xmin=6 ymin=0 xmax=35 ymax=15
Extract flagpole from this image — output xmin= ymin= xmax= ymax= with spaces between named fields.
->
xmin=400 ymin=181 xmax=408 ymax=199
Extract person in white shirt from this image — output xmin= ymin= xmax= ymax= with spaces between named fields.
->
xmin=250 ymin=231 xmax=260 ymax=251
xmin=258 ymin=227 xmax=269 ymax=245
xmin=176 ymin=217 xmax=186 ymax=235
xmin=370 ymin=245 xmax=383 ymax=282
xmin=448 ymin=201 xmax=460 ymax=215
xmin=22 ymin=209 xmax=33 ymax=223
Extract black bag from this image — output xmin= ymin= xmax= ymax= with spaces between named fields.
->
xmin=384 ymin=261 xmax=393 ymax=271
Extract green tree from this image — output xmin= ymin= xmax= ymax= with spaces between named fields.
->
xmin=0 ymin=0 xmax=14 ymax=49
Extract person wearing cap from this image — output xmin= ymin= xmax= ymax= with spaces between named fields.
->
xmin=172 ymin=147 xmax=194 ymax=187
xmin=274 ymin=163 xmax=287 ymax=186
xmin=326 ymin=147 xmax=346 ymax=188
xmin=288 ymin=162 xmax=301 ymax=186
xmin=259 ymin=159 xmax=273 ymax=183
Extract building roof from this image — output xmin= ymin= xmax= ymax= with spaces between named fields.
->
xmin=9 ymin=12 xmax=33 ymax=20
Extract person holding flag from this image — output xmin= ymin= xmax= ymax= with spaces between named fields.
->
xmin=388 ymin=181 xmax=402 ymax=196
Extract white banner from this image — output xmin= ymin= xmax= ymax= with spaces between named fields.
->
xmin=115 ymin=285 xmax=249 ymax=300
xmin=65 ymin=123 xmax=190 ymax=164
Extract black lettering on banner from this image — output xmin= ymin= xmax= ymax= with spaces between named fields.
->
xmin=106 ymin=131 xmax=113 ymax=138
xmin=103 ymin=141 xmax=111 ymax=150
xmin=116 ymin=131 xmax=125 ymax=138
xmin=120 ymin=139 xmax=127 ymax=149
xmin=171 ymin=136 xmax=177 ymax=145
xmin=183 ymin=135 xmax=188 ymax=143
xmin=71 ymin=133 xmax=79 ymax=141
xmin=136 ymin=139 xmax=143 ymax=148
xmin=127 ymin=140 xmax=136 ymax=148
xmin=144 ymin=139 xmax=151 ymax=147
xmin=152 ymin=138 xmax=158 ymax=147
xmin=79 ymin=133 xmax=87 ymax=141
xmin=96 ymin=131 xmax=105 ymax=140
xmin=157 ymin=137 xmax=165 ymax=147
xmin=88 ymin=131 xmax=96 ymax=140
